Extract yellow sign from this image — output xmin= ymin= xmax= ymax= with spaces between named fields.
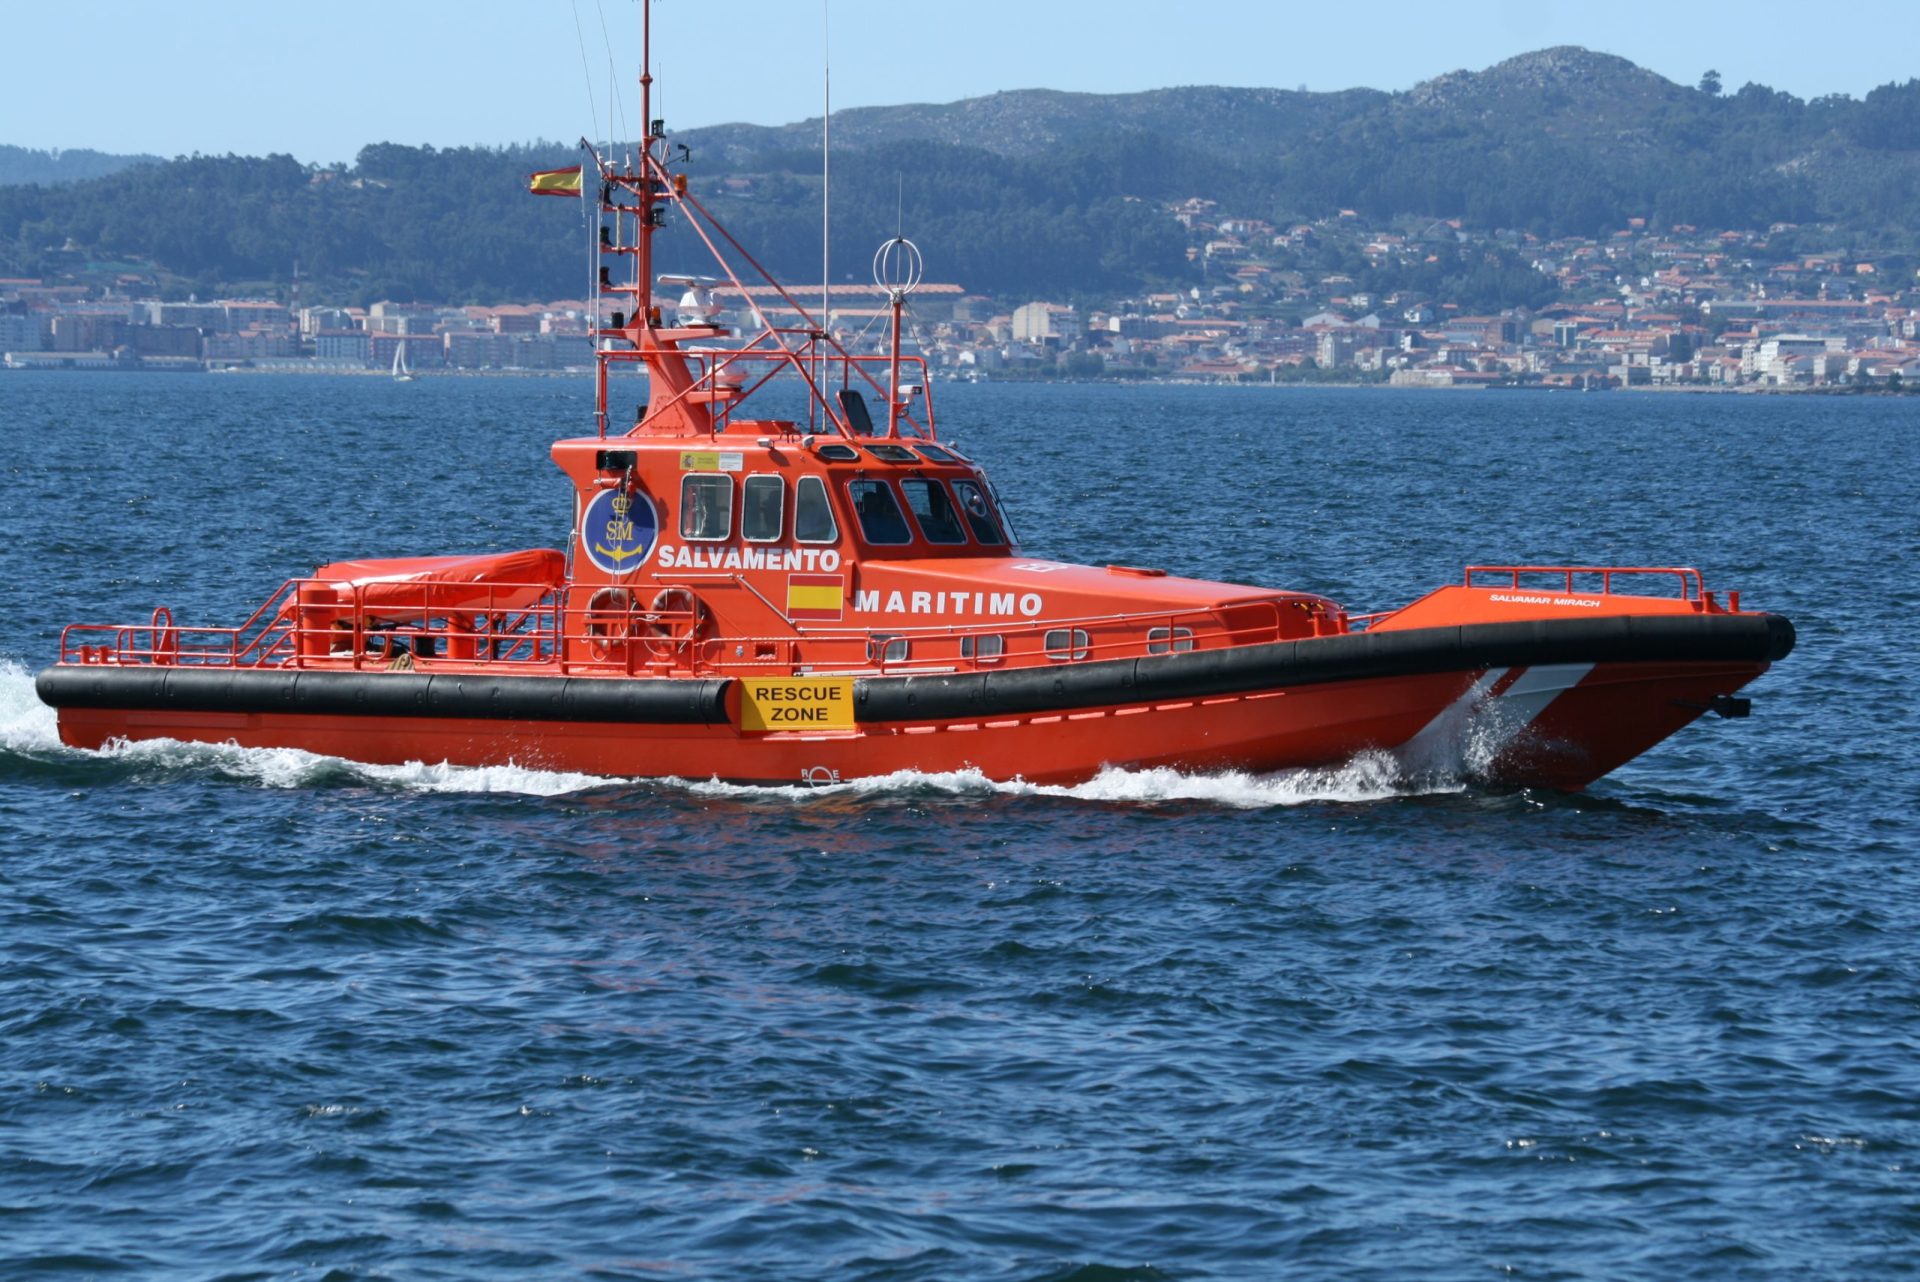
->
xmin=738 ymin=677 xmax=855 ymax=732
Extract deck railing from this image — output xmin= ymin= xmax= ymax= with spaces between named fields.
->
xmin=1465 ymin=564 xmax=1706 ymax=600
xmin=59 ymin=583 xmax=1341 ymax=680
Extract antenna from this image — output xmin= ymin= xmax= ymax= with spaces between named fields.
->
xmin=818 ymin=0 xmax=831 ymax=432
xmin=873 ymin=234 xmax=923 ymax=436
xmin=569 ymin=0 xmax=601 ymax=144
xmin=595 ymin=0 xmax=628 ymax=149
xmin=822 ymin=4 xmax=833 ymax=331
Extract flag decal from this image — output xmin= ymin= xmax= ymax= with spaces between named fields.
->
xmin=786 ymin=574 xmax=844 ymax=621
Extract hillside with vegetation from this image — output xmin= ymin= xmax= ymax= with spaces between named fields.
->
xmin=2 ymin=48 xmax=1917 ymax=305
xmin=0 ymin=145 xmax=160 ymax=188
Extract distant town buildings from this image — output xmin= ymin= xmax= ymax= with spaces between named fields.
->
xmin=3 ymin=206 xmax=1917 ymax=388
xmin=0 ymin=287 xmax=597 ymax=373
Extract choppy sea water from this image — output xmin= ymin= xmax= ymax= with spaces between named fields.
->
xmin=1 ymin=374 xmax=1916 ymax=1280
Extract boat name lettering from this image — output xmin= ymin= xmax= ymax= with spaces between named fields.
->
xmin=652 ymin=543 xmax=841 ymax=573
xmin=1489 ymin=593 xmax=1604 ymax=609
xmin=854 ymin=589 xmax=1043 ymax=618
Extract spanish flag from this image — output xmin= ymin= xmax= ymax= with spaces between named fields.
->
xmin=786 ymin=574 xmax=844 ymax=622
xmin=528 ymin=165 xmax=584 ymax=197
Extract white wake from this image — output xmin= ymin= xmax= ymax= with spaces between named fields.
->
xmin=0 ymin=658 xmax=62 ymax=754
xmin=0 ymin=657 xmax=626 ymax=796
xmin=678 ymin=751 xmax=1457 ymax=809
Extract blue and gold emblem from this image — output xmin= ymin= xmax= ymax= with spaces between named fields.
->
xmin=580 ymin=487 xmax=658 ymax=574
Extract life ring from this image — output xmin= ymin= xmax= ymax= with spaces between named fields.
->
xmin=584 ymin=586 xmax=635 ymax=661
xmin=641 ymin=587 xmax=705 ymax=659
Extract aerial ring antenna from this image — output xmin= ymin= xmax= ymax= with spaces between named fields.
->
xmin=872 ymin=236 xmax=923 ymax=302
xmin=874 ymin=236 xmax=924 ymax=436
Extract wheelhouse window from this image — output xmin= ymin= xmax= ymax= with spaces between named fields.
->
xmin=742 ymin=475 xmax=784 ymax=542
xmin=949 ymin=480 xmax=1006 ymax=546
xmin=900 ymin=477 xmax=967 ymax=545
xmin=863 ymin=443 xmax=919 ymax=463
xmin=680 ymin=474 xmax=732 ymax=541
xmin=794 ymin=475 xmax=837 ymax=544
xmin=914 ymin=444 xmax=962 ymax=464
xmin=816 ymin=443 xmax=860 ymax=462
xmin=847 ymin=480 xmax=912 ymax=545
xmin=1147 ymin=626 xmax=1195 ymax=655
xmin=981 ymin=473 xmax=1021 ymax=547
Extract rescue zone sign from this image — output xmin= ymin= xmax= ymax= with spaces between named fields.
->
xmin=737 ymin=677 xmax=855 ymax=731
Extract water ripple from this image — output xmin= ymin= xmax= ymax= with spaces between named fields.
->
xmin=0 ymin=379 xmax=1915 ymax=1279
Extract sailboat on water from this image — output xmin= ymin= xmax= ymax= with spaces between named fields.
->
xmin=391 ymin=340 xmax=415 ymax=383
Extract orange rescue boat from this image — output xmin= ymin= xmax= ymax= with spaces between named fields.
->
xmin=36 ymin=31 xmax=1793 ymax=791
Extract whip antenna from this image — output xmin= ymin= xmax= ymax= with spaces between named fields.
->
xmin=822 ymin=0 xmax=831 ymax=340
xmin=815 ymin=0 xmax=831 ymax=430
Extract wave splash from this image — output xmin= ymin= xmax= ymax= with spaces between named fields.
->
xmin=0 ymin=658 xmax=62 ymax=755
xmin=682 ymin=751 xmax=1458 ymax=809
xmin=0 ymin=657 xmax=627 ymax=796
xmin=102 ymin=737 xmax=630 ymax=796
xmin=4 ymin=658 xmax=1461 ymax=806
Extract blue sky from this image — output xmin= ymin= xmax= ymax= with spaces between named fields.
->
xmin=4 ymin=0 xmax=1914 ymax=162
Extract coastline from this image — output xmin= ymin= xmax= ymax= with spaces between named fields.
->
xmin=4 ymin=365 xmax=1909 ymax=395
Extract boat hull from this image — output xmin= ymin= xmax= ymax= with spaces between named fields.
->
xmin=38 ymin=615 xmax=1792 ymax=790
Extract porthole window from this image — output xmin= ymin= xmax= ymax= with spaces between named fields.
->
xmin=679 ymin=474 xmax=732 ymax=541
xmin=960 ymin=634 xmax=1004 ymax=664
xmin=1044 ymin=628 xmax=1090 ymax=661
xmin=1147 ymin=626 xmax=1195 ymax=655
xmin=867 ymin=634 xmax=909 ymax=664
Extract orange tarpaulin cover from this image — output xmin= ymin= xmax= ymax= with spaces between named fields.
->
xmin=299 ymin=549 xmax=566 ymax=614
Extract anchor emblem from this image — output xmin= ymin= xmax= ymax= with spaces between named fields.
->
xmin=581 ymin=487 xmax=657 ymax=575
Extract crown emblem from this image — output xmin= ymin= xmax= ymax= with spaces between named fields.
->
xmin=611 ymin=493 xmax=631 ymax=517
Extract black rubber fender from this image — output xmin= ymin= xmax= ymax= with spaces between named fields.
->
xmin=853 ymin=612 xmax=1793 ymax=724
xmin=36 ymin=666 xmax=732 ymax=727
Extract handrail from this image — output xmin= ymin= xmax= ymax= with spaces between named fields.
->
xmin=1465 ymin=564 xmax=1704 ymax=600
xmin=60 ymin=577 xmax=569 ymax=670
xmin=680 ymin=599 xmax=1293 ymax=679
xmin=58 ymin=583 xmax=1324 ymax=681
xmin=627 ymin=341 xmax=934 ymax=440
